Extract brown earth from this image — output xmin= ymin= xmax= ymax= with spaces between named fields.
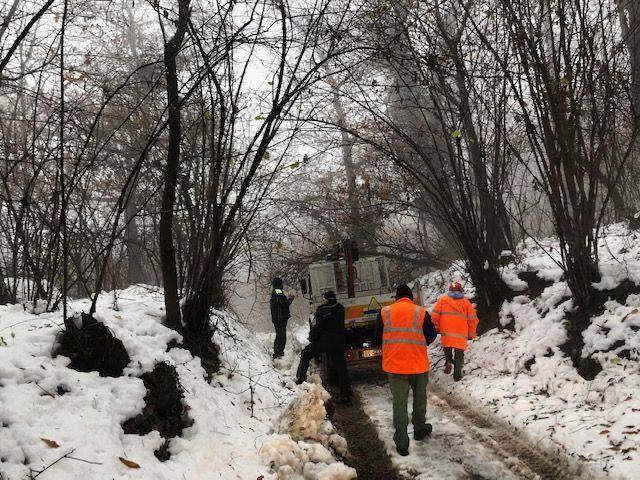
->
xmin=329 ymin=391 xmax=404 ymax=480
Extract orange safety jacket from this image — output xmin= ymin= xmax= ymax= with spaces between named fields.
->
xmin=380 ymin=298 xmax=429 ymax=374
xmin=430 ymin=295 xmax=478 ymax=351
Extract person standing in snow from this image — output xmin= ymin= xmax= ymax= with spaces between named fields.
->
xmin=430 ymin=281 xmax=478 ymax=382
xmin=271 ymin=277 xmax=294 ymax=359
xmin=295 ymin=291 xmax=352 ymax=404
xmin=376 ymin=284 xmax=437 ymax=456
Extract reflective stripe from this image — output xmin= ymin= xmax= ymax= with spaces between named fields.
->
xmin=432 ymin=310 xmax=443 ymax=316
xmin=438 ymin=310 xmax=477 ymax=321
xmin=382 ymin=306 xmax=390 ymax=327
xmin=383 ymin=305 xmax=426 ymax=338
xmin=275 ymin=289 xmax=283 ymax=294
xmin=437 ymin=310 xmax=467 ymax=318
xmin=413 ymin=306 xmax=421 ymax=329
xmin=383 ymin=338 xmax=427 ymax=347
xmin=442 ymin=332 xmax=468 ymax=340
xmin=385 ymin=327 xmax=423 ymax=334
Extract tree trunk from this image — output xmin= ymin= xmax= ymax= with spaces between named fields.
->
xmin=327 ymin=76 xmax=367 ymax=242
xmin=0 ymin=267 xmax=10 ymax=305
xmin=122 ymin=0 xmax=146 ymax=288
xmin=124 ymin=200 xmax=146 ymax=285
xmin=466 ymin=255 xmax=511 ymax=334
xmin=182 ymin=266 xmax=225 ymax=335
xmin=159 ymin=0 xmax=190 ymax=332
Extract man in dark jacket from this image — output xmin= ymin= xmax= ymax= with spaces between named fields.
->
xmin=295 ymin=291 xmax=352 ymax=403
xmin=271 ymin=277 xmax=294 ymax=359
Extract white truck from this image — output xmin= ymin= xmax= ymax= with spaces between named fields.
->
xmin=300 ymin=241 xmax=395 ymax=372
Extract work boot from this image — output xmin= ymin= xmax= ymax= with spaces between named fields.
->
xmin=295 ymin=377 xmax=305 ymax=385
xmin=414 ymin=423 xmax=433 ymax=441
xmin=444 ymin=362 xmax=452 ymax=375
xmin=396 ymin=447 xmax=409 ymax=457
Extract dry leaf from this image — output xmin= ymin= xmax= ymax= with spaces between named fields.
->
xmin=41 ymin=438 xmax=60 ymax=448
xmin=599 ymin=429 xmax=610 ymax=435
xmin=119 ymin=457 xmax=140 ymax=469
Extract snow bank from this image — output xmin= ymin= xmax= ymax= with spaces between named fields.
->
xmin=418 ymin=221 xmax=640 ymax=479
xmin=260 ymin=377 xmax=355 ymax=480
xmin=0 ymin=286 xmax=295 ymax=479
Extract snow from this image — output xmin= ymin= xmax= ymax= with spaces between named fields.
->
xmin=0 ymin=287 xmax=319 ymax=480
xmin=259 ymin=324 xmax=310 ymax=378
xmin=260 ymin=377 xmax=355 ymax=479
xmin=416 ymin=221 xmax=640 ymax=479
xmin=3 ymin=221 xmax=640 ymax=479
xmin=0 ymin=286 xmax=356 ymax=480
xmin=500 ymin=271 xmax=529 ymax=292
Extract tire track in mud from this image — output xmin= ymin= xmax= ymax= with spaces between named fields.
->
xmin=428 ymin=382 xmax=590 ymax=480
xmin=328 ymin=392 xmax=404 ymax=480
xmin=328 ymin=367 xmax=594 ymax=480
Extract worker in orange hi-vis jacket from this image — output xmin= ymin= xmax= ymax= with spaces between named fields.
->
xmin=430 ymin=282 xmax=479 ymax=381
xmin=375 ymin=284 xmax=438 ymax=457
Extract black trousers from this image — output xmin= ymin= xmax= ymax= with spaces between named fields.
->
xmin=296 ymin=343 xmax=352 ymax=398
xmin=444 ymin=347 xmax=465 ymax=381
xmin=272 ymin=319 xmax=287 ymax=358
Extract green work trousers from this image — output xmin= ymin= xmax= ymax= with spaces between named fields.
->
xmin=387 ymin=372 xmax=429 ymax=451
xmin=444 ymin=347 xmax=465 ymax=381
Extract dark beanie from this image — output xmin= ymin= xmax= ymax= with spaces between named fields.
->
xmin=323 ymin=290 xmax=336 ymax=301
xmin=272 ymin=277 xmax=283 ymax=289
xmin=395 ymin=284 xmax=413 ymax=300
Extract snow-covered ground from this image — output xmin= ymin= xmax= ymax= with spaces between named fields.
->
xmin=3 ymin=222 xmax=639 ymax=479
xmin=418 ymin=222 xmax=640 ymax=479
xmin=0 ymin=286 xmax=337 ymax=480
xmin=359 ymin=382 xmax=522 ymax=479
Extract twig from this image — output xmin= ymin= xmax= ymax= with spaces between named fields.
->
xmin=65 ymin=455 xmax=103 ymax=466
xmin=0 ymin=318 xmax=40 ymax=332
xmin=249 ymin=364 xmax=255 ymax=418
xmin=30 ymin=448 xmax=76 ymax=479
xmin=35 ymin=382 xmax=55 ymax=398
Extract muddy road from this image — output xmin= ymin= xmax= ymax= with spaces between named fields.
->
xmin=328 ymin=375 xmax=591 ymax=480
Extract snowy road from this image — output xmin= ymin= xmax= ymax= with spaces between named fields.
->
xmin=357 ymin=380 xmax=584 ymax=480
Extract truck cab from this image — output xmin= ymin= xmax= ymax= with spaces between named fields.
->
xmin=300 ymin=252 xmax=395 ymax=366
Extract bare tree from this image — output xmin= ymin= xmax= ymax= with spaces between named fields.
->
xmin=158 ymin=0 xmax=191 ymax=331
xmin=0 ymin=0 xmax=55 ymax=78
xmin=171 ymin=0 xmax=365 ymax=338
xmin=469 ymin=0 xmax=634 ymax=337
xmin=314 ymin=0 xmax=517 ymax=326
